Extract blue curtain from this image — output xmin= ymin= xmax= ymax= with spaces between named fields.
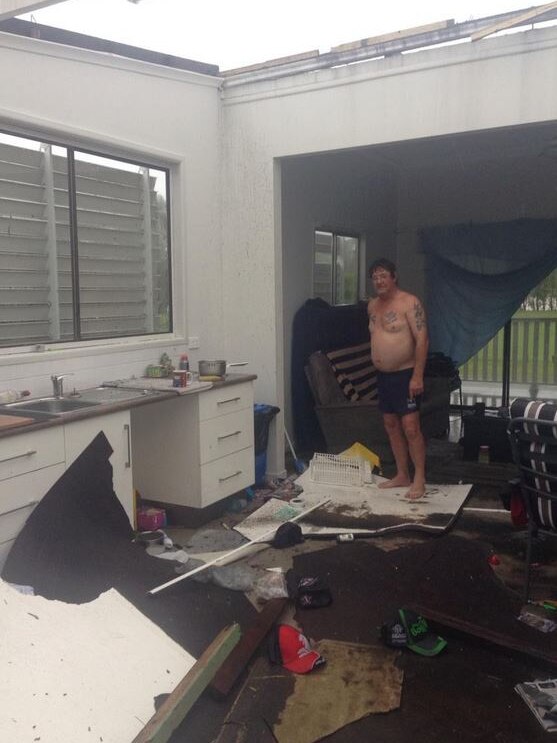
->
xmin=421 ymin=219 xmax=557 ymax=366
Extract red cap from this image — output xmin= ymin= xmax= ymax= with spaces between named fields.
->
xmin=278 ymin=625 xmax=324 ymax=674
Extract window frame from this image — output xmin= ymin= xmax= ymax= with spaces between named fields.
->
xmin=312 ymin=228 xmax=361 ymax=306
xmin=0 ymin=126 xmax=175 ymax=353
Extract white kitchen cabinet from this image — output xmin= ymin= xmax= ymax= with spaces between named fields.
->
xmin=64 ymin=410 xmax=134 ymax=525
xmin=131 ymin=381 xmax=255 ymax=509
xmin=0 ymin=427 xmax=65 ymax=568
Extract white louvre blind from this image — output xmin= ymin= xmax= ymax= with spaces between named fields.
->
xmin=0 ymin=140 xmax=170 ymax=347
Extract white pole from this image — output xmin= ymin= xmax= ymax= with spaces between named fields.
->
xmin=148 ymin=498 xmax=330 ymax=596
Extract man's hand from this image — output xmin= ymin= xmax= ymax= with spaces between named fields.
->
xmin=409 ymin=375 xmax=424 ymax=399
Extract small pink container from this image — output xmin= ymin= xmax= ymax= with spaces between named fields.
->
xmin=137 ymin=507 xmax=166 ymax=531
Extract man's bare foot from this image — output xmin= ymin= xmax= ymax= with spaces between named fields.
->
xmin=405 ymin=484 xmax=426 ymax=500
xmin=378 ymin=475 xmax=411 ymax=489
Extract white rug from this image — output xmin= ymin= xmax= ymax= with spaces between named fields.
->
xmin=235 ymin=474 xmax=473 ymax=540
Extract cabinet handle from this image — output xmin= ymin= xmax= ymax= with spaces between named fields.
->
xmin=0 ymin=449 xmax=37 ymax=464
xmin=2 ymin=500 xmax=38 ymax=517
xmin=217 ymin=396 xmax=241 ymax=406
xmin=124 ymin=423 xmax=131 ymax=468
xmin=219 ymin=470 xmax=242 ymax=483
xmin=217 ymin=430 xmax=242 ymax=441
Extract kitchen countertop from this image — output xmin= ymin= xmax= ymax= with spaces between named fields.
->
xmin=0 ymin=373 xmax=257 ymax=440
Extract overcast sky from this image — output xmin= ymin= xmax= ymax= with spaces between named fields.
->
xmin=17 ymin=0 xmax=549 ymax=70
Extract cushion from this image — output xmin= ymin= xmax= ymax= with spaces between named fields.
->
xmin=306 ymin=352 xmax=347 ymax=405
xmin=325 ymin=342 xmax=378 ymax=402
xmin=510 ymin=398 xmax=557 ymax=528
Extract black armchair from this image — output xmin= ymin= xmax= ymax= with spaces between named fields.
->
xmin=305 ymin=349 xmax=451 ymax=463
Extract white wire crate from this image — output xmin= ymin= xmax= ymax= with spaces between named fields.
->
xmin=309 ymin=452 xmax=371 ymax=487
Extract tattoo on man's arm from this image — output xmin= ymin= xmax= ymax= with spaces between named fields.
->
xmin=414 ymin=302 xmax=426 ymax=331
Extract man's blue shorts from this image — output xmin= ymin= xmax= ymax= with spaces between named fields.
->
xmin=377 ymin=368 xmax=422 ymax=416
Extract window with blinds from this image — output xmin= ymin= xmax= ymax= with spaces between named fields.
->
xmin=0 ymin=132 xmax=171 ymax=348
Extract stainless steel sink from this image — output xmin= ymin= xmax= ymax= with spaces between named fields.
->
xmin=1 ymin=386 xmax=160 ymax=418
xmin=75 ymin=386 xmax=158 ymax=404
xmin=5 ymin=397 xmax=100 ymax=415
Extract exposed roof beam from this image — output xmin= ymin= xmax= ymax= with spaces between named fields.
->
xmin=471 ymin=1 xmax=557 ymax=41
xmin=331 ymin=19 xmax=454 ymax=54
xmin=0 ymin=1 xmax=64 ymax=21
xmin=224 ymin=6 xmax=557 ymax=85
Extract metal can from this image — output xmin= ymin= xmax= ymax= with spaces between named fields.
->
xmin=172 ymin=370 xmax=188 ymax=388
xmin=172 ymin=370 xmax=192 ymax=388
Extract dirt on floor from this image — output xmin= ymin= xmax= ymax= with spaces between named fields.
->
xmin=167 ymin=477 xmax=557 ymax=743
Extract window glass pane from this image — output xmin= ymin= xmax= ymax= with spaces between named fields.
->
xmin=0 ymin=132 xmax=71 ymax=346
xmin=313 ymin=230 xmax=333 ymax=304
xmin=74 ymin=152 xmax=171 ymax=340
xmin=335 ymin=235 xmax=359 ymax=305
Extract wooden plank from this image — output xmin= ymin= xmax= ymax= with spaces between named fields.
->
xmin=471 ymin=1 xmax=557 ymax=41
xmin=210 ymin=598 xmax=288 ymax=700
xmin=410 ymin=604 xmax=557 ymax=666
xmin=223 ymin=49 xmax=319 ymax=76
xmin=132 ymin=623 xmax=241 ymax=743
xmin=0 ymin=1 xmax=63 ymax=21
xmin=332 ymin=19 xmax=453 ymax=53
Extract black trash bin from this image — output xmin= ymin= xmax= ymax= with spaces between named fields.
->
xmin=254 ymin=404 xmax=280 ymax=486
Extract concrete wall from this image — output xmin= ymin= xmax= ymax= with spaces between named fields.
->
xmin=0 ymin=31 xmax=221 ymax=396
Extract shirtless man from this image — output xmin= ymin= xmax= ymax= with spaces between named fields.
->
xmin=368 ymin=258 xmax=429 ymax=500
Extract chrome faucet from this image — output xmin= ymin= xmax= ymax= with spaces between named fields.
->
xmin=51 ymin=373 xmax=73 ymax=398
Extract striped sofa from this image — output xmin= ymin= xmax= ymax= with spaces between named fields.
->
xmin=508 ymin=398 xmax=557 ymax=599
xmin=305 ymin=342 xmax=451 ymax=462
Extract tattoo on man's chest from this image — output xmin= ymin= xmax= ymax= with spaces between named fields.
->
xmin=384 ymin=310 xmax=397 ymax=325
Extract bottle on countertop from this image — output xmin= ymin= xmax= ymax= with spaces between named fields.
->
xmin=179 ymin=353 xmax=190 ymax=371
xmin=0 ymin=389 xmax=31 ymax=404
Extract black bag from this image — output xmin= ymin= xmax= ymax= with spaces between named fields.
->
xmin=271 ymin=522 xmax=304 ymax=548
xmin=286 ymin=570 xmax=333 ymax=609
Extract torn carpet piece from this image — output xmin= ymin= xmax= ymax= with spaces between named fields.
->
xmin=273 ymin=640 xmax=402 ymax=743
xmin=235 ymin=477 xmax=472 ymax=542
xmin=1 ymin=431 xmax=256 ymax=661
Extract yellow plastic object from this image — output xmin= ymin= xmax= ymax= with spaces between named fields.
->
xmin=340 ymin=442 xmax=381 ymax=471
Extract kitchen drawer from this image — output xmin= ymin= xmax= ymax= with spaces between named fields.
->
xmin=199 ymin=446 xmax=254 ymax=507
xmin=0 ymin=428 xmax=65 ymax=483
xmin=199 ymin=408 xmax=254 ymax=465
xmin=198 ymin=383 xmax=253 ymax=421
xmin=0 ymin=462 xmax=65 ymax=518
xmin=0 ymin=462 xmax=65 ymax=540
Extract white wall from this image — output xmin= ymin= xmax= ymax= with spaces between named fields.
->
xmin=3 ymin=26 xmax=557 ymax=475
xmin=221 ymin=26 xmax=557 ymax=471
xmin=0 ymin=32 xmax=221 ymax=396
